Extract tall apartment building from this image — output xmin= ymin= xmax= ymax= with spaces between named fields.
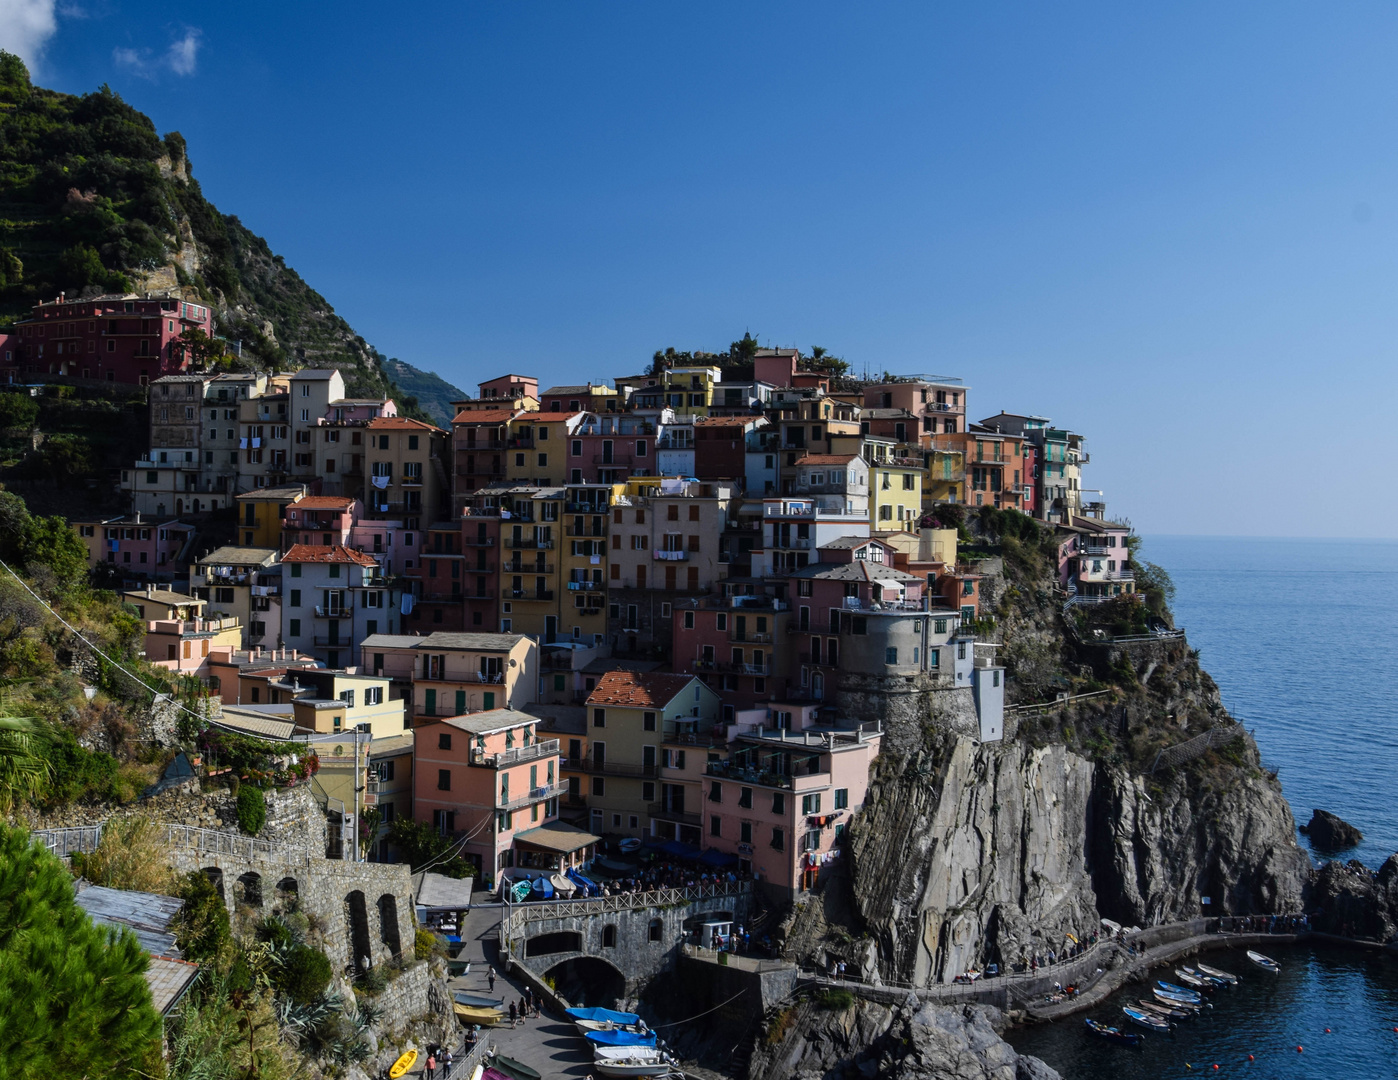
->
xmin=365 ymin=416 xmax=448 ymax=527
xmin=279 ymin=544 xmax=400 ymax=668
xmin=861 ymin=377 xmax=968 ymax=438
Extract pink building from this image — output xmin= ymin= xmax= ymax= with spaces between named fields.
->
xmin=412 ymin=708 xmax=570 ymax=883
xmin=703 ymin=704 xmax=881 ymax=895
xmin=73 ymin=515 xmax=194 ymax=579
xmin=862 ymin=378 xmax=968 ymax=439
xmin=671 ymin=594 xmax=790 ymax=716
xmin=282 ymin=496 xmax=360 ymax=549
xmin=567 ymin=413 xmax=656 ymax=485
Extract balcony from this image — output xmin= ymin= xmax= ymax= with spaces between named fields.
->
xmin=461 ymin=587 xmax=497 ymax=600
xmin=653 ymin=550 xmax=688 ymax=561
xmin=497 ymin=780 xmax=567 ymax=812
xmin=504 ymin=562 xmax=553 ymax=574
xmin=460 ymin=439 xmax=506 ymax=450
xmin=565 ymin=580 xmax=604 ymax=592
xmin=647 ymin=802 xmax=701 ymax=827
xmin=504 ymin=537 xmax=553 ymax=549
xmin=705 ymin=760 xmax=797 ymax=789
xmin=313 ymin=605 xmax=353 ymax=618
xmin=462 ymin=536 xmax=497 ymax=547
xmin=508 ymin=589 xmax=555 ymax=601
xmin=564 ymin=526 xmax=606 ymax=538
xmin=564 ymin=501 xmax=608 ymax=513
xmin=472 ymin=738 xmax=559 ymax=768
xmin=573 ymin=758 xmax=658 ymax=779
xmin=653 ymin=438 xmax=692 ymax=450
xmin=730 ymin=631 xmax=773 ymax=644
xmin=506 ymin=437 xmax=534 ymax=448
xmin=797 ymin=652 xmax=838 ymax=667
xmin=400 ymin=474 xmax=425 ymax=487
xmin=693 ymin=659 xmax=768 ymax=675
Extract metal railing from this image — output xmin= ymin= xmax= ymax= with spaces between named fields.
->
xmin=500 ymin=882 xmax=749 ymax=943
xmin=165 ymin=823 xmax=286 ymax=859
xmin=496 ymin=781 xmax=566 ymax=812
xmin=473 ymin=739 xmax=559 ymax=768
xmin=31 ymin=824 xmax=104 ymax=856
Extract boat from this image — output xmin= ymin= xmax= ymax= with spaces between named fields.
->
xmin=617 ymin=836 xmax=642 ymax=853
xmin=1084 ymin=1018 xmax=1142 ymax=1047
xmin=567 ymin=867 xmax=601 ymax=896
xmin=577 ymin=1019 xmax=651 ymax=1036
xmin=491 ymin=1055 xmax=543 ymax=1080
xmin=1122 ymin=1006 xmax=1170 ymax=1033
xmin=388 ymin=1050 xmax=418 ymax=1079
xmin=1247 ymin=950 xmax=1281 ymax=973
xmin=568 ymin=1007 xmax=643 ymax=1026
xmin=1137 ymin=999 xmax=1191 ymax=1020
xmin=1181 ymin=965 xmax=1229 ymax=987
xmin=1173 ymin=969 xmax=1211 ymax=989
xmin=1156 ymin=981 xmax=1202 ymax=1003
xmin=507 ymin=879 xmax=532 ymax=903
xmin=586 ymin=1028 xmax=658 ymax=1048
xmin=455 ymin=991 xmax=506 ymax=1009
xmin=453 ymin=1003 xmax=505 ymax=1025
xmin=593 ymin=1046 xmax=674 ymax=1064
xmin=1152 ymin=989 xmax=1202 ymax=1012
xmin=1195 ymin=962 xmax=1238 ymax=985
xmin=530 ymin=875 xmax=555 ymax=900
xmin=593 ymin=1055 xmax=676 ymax=1078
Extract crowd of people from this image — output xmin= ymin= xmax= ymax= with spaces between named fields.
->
xmin=1218 ymin=913 xmax=1309 ymax=933
xmin=589 ymin=860 xmax=752 ymax=896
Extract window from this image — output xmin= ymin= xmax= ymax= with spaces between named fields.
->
xmin=710 ymin=815 xmax=721 ymax=837
xmin=739 ymin=787 xmax=752 ymax=809
xmin=365 ymin=687 xmax=383 ymax=705
xmin=289 ymin=619 xmax=300 ymax=636
xmin=593 ymin=708 xmax=605 ymax=728
xmin=643 ymin=711 xmax=655 ymax=731
xmin=885 ymin=647 xmax=898 ymax=665
xmin=602 ymin=925 xmax=617 ymax=948
xmin=289 ymin=589 xmax=301 ymax=607
xmin=740 ymin=822 xmax=752 ymax=843
xmin=438 ymin=732 xmax=452 ymax=750
xmin=683 ymin=610 xmax=695 ymax=629
xmin=772 ymin=792 xmax=785 ymax=814
xmin=771 ymin=827 xmax=785 ymax=851
xmin=801 ymin=793 xmax=821 ymax=814
xmin=834 ymin=788 xmax=849 ymax=810
xmin=290 ymin=564 xmax=301 ymax=578
xmin=709 ymin=780 xmax=722 ymax=803
xmin=591 ymin=777 xmax=605 ymax=796
xmin=408 ymin=435 xmax=419 ymax=450
xmin=437 ymin=769 xmax=451 ymax=791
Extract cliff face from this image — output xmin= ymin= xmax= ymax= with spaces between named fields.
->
xmin=749 ymin=999 xmax=1060 ymax=1080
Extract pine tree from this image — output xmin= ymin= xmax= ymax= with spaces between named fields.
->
xmin=0 ymin=825 xmax=163 ymax=1076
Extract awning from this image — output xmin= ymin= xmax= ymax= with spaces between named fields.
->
xmin=513 ymin=821 xmax=601 ymax=855
xmin=412 ymin=871 xmax=474 ymax=910
xmin=698 ymin=848 xmax=738 ymax=867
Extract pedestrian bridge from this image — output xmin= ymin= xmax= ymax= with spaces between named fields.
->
xmin=499 ymin=883 xmax=752 ymax=998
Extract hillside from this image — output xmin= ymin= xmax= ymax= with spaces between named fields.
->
xmin=0 ymin=52 xmax=455 ymax=417
xmin=381 ymin=354 xmax=467 ymax=426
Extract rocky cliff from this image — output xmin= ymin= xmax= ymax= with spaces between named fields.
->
xmin=749 ymin=998 xmax=1060 ymax=1080
xmin=781 ymin=513 xmax=1311 ymax=988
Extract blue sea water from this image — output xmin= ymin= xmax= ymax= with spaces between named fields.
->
xmin=1006 ymin=535 xmax=1398 ymax=1079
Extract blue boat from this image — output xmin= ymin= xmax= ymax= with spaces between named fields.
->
xmin=1084 ymin=1018 xmax=1142 ymax=1047
xmin=530 ymin=876 xmax=555 ymax=900
xmin=566 ymin=1007 xmax=642 ymax=1026
xmin=1156 ymin=981 xmax=1201 ymax=1002
xmin=586 ymin=1029 xmax=657 ymax=1048
xmin=567 ymin=868 xmax=600 ymax=897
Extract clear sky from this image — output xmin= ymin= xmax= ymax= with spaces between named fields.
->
xmin=5 ymin=2 xmax=1397 ymax=537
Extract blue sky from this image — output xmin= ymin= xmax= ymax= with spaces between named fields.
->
xmin=6 ymin=2 xmax=1398 ymax=538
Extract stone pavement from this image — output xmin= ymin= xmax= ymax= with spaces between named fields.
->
xmin=442 ymin=903 xmax=596 ymax=1079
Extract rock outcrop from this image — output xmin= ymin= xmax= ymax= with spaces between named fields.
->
xmin=1303 ymin=809 xmax=1363 ymax=851
xmin=1308 ymin=855 xmax=1398 ymax=943
xmin=749 ymin=999 xmax=1059 ymax=1080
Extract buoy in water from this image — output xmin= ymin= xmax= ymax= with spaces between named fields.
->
xmin=1297 ymin=1046 xmax=1304 ymax=1052
xmin=1247 ymin=1054 xmax=1254 ymax=1061
xmin=1325 ymin=1028 xmax=1331 ymax=1033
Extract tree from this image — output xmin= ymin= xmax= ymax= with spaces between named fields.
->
xmin=0 ymin=392 xmax=38 ymax=430
xmin=237 ymin=784 xmax=266 ymax=835
xmin=172 ymin=326 xmax=226 ymax=367
xmin=16 ymin=512 xmax=90 ymax=589
xmin=0 ymin=717 xmax=49 ymax=813
xmin=170 ymin=869 xmax=231 ymax=963
xmin=56 ymin=242 xmax=125 ymax=293
xmin=729 ymin=332 xmax=760 ymax=365
xmin=807 ymin=345 xmax=851 ymax=377
xmin=0 ymin=825 xmax=163 ymax=1076
xmin=387 ymin=817 xmax=477 ymax=879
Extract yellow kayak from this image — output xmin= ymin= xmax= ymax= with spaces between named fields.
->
xmin=453 ymin=1003 xmax=505 ymax=1025
xmin=389 ymin=1049 xmax=418 ymax=1078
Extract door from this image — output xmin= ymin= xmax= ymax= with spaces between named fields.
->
xmin=544 ymin=615 xmax=558 ymax=643
xmin=602 ymin=440 xmax=614 ymax=464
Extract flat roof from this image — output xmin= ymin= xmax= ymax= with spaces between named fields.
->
xmin=74 ymin=884 xmax=184 ymax=958
xmin=198 ymin=546 xmax=279 ymax=566
xmin=415 ymin=631 xmax=527 ymax=651
xmin=412 ymin=871 xmax=474 ymax=910
xmin=435 ymin=708 xmax=539 ymax=735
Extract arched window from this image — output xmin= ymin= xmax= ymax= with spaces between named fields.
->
xmin=601 ymin=924 xmax=617 ymax=948
xmin=648 ymin=918 xmax=662 ymax=943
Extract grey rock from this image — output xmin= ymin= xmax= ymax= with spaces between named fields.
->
xmin=1305 ymin=809 xmax=1363 ymax=851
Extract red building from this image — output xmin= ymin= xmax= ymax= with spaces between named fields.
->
xmin=4 ymin=293 xmax=213 ymax=385
xmin=671 ymin=593 xmax=791 ymax=718
xmin=692 ymin=416 xmax=765 ymax=484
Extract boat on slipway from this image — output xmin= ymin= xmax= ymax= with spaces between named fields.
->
xmin=586 ymin=1028 xmax=658 ymax=1048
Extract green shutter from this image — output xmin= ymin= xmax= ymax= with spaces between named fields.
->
xmin=483 ymin=691 xmax=495 ymax=710
xmin=425 ymin=689 xmax=436 ymax=715
xmin=455 ymin=690 xmax=466 ymax=714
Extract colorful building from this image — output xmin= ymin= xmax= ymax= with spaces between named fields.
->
xmin=279 ymin=544 xmax=399 ymax=668
xmin=74 ymin=516 xmax=194 ymax=578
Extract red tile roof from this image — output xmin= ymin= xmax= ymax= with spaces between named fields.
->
xmin=794 ymin=453 xmax=859 ymax=465
xmin=451 ymin=408 xmax=520 ymax=425
xmin=288 ymin=496 xmax=355 ymax=510
xmin=367 ymin=417 xmax=445 ymax=433
xmin=585 ymin=670 xmax=698 ymax=708
xmin=281 ymin=544 xmax=380 ymax=567
xmin=693 ymin=415 xmax=757 ymax=427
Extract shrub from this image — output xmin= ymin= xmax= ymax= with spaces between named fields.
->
xmin=76 ymin=815 xmax=172 ymax=894
xmin=414 ymin=927 xmax=435 ymax=961
xmin=170 ymin=870 xmax=231 ymax=963
xmin=280 ymin=944 xmax=332 ymax=1004
xmin=816 ymin=988 xmax=854 ymax=1010
xmin=236 ymin=784 xmax=266 ymax=835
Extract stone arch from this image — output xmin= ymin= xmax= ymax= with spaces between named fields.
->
xmin=525 ymin=930 xmax=582 ymax=957
xmin=274 ymin=876 xmax=299 ymax=909
xmin=234 ymin=871 xmax=263 ymax=907
xmin=601 ymin=924 xmax=617 ymax=948
xmin=345 ymin=890 xmax=372 ymax=972
xmin=648 ymin=918 xmax=663 ymax=943
xmin=202 ymin=867 xmax=225 ymax=902
xmin=377 ymin=894 xmax=402 ymax=958
xmin=543 ymin=956 xmax=626 ymax=1008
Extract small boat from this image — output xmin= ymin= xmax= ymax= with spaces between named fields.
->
xmin=586 ymin=1028 xmax=658 ymax=1048
xmin=389 ymin=1050 xmax=418 ymax=1079
xmin=568 ymin=1007 xmax=643 ymax=1026
xmin=1084 ymin=1018 xmax=1142 ymax=1047
xmin=1247 ymin=950 xmax=1281 ymax=973
xmin=1153 ymin=989 xmax=1202 ymax=1012
xmin=507 ymin=879 xmax=532 ymax=903
xmin=576 ymin=1019 xmax=651 ymax=1036
xmin=567 ymin=867 xmax=601 ymax=896
xmin=455 ymin=991 xmax=506 ymax=1009
xmin=1181 ymin=966 xmax=1229 ymax=987
xmin=593 ymin=1046 xmax=674 ymax=1064
xmin=1156 ymin=981 xmax=1202 ymax=1003
xmin=1137 ymin=999 xmax=1190 ymax=1020
xmin=530 ymin=876 xmax=555 ymax=900
xmin=491 ymin=1056 xmax=543 ymax=1080
xmin=593 ymin=1055 xmax=675 ymax=1079
xmin=1195 ymin=962 xmax=1238 ymax=985
xmin=453 ymin=1004 xmax=505 ymax=1025
xmin=617 ymin=836 xmax=642 ymax=853
xmin=1173 ymin=969 xmax=1210 ymax=990
xmin=1123 ymin=1006 xmax=1170 ymax=1033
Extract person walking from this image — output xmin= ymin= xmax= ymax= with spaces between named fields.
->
xmin=487 ymin=966 xmax=496 ymax=992
xmin=425 ymin=1053 xmax=436 ymax=1080
xmin=443 ymin=1049 xmax=453 ymax=1078
xmin=508 ymin=1000 xmax=517 ymax=1026
xmin=516 ymin=997 xmax=526 ymax=1025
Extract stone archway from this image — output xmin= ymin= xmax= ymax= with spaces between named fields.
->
xmin=525 ymin=930 xmax=582 ymax=957
xmin=234 ymin=871 xmax=263 ymax=907
xmin=202 ymin=867 xmax=225 ymax=902
xmin=376 ymin=893 xmax=402 ymax=958
xmin=543 ymin=956 xmax=626 ymax=1008
xmin=345 ymin=890 xmax=372 ymax=972
xmin=274 ymin=876 xmax=299 ymax=911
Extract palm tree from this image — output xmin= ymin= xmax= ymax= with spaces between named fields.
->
xmin=0 ymin=715 xmax=49 ymax=814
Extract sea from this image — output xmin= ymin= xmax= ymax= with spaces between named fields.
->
xmin=1006 ymin=535 xmax=1398 ymax=1079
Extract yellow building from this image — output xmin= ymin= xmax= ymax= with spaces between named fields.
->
xmin=925 ymin=437 xmax=967 ymax=508
xmin=560 ymin=483 xmax=614 ymax=646
xmin=496 ymin=485 xmax=566 ymax=640
xmin=365 ymin=417 xmax=449 ymax=526
xmin=234 ymin=485 xmax=311 ymax=549
xmin=867 ymin=460 xmax=923 ymax=532
xmin=622 ymin=366 xmax=721 ymax=418
xmin=582 ymin=671 xmax=721 ymax=839
xmin=504 ymin=413 xmax=588 ymax=488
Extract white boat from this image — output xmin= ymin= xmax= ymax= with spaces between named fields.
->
xmin=575 ymin=1019 xmax=651 ymax=1037
xmin=1195 ymin=962 xmax=1238 ymax=985
xmin=1173 ymin=968 xmax=1210 ymax=989
xmin=593 ymin=1046 xmax=672 ymax=1063
xmin=1247 ymin=950 xmax=1281 ymax=973
xmin=592 ymin=1047 xmax=676 ymax=1078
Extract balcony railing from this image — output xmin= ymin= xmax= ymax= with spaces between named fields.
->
xmin=653 ymin=550 xmax=688 ymax=561
xmin=565 ymin=580 xmax=604 ymax=591
xmin=647 ymin=802 xmax=700 ymax=826
xmin=314 ymin=605 xmax=353 ymax=618
xmin=504 ymin=537 xmax=553 ymax=549
xmin=472 ymin=738 xmax=559 ymax=768
xmin=504 ymin=562 xmax=554 ymax=574
xmin=497 ymin=780 xmax=566 ymax=812
xmin=564 ymin=527 xmax=606 ymax=538
xmin=705 ymin=760 xmax=798 ymax=789
xmin=462 ymin=536 xmax=497 ymax=546
xmin=730 ymin=631 xmax=773 ymax=644
xmin=508 ymin=589 xmax=555 ymax=601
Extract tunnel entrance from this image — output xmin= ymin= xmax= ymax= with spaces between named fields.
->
xmin=543 ymin=956 xmax=625 ymax=1008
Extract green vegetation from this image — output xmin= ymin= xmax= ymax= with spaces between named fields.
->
xmin=0 ymin=825 xmax=164 ymax=1076
xmin=278 ymin=943 xmax=332 ymax=1004
xmin=815 ymin=987 xmax=855 ymax=1010
xmin=72 ymin=814 xmax=172 ymax=894
xmin=388 ymin=816 xmax=478 ymax=878
xmin=237 ymin=783 xmax=267 ymax=835
xmin=171 ymin=870 xmax=232 ymax=963
xmin=648 ymin=333 xmax=851 ymax=380
xmin=0 ymin=715 xmax=48 ymax=812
